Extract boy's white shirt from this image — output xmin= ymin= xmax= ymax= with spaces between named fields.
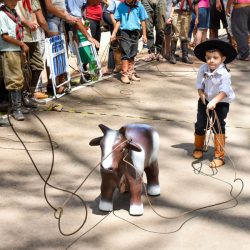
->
xmin=0 ymin=10 xmax=21 ymax=51
xmin=196 ymin=63 xmax=235 ymax=103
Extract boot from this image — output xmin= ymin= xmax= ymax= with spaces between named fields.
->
xmin=0 ymin=115 xmax=10 ymax=127
xmin=121 ymin=60 xmax=130 ymax=84
xmin=210 ymin=134 xmax=225 ymax=168
xmin=23 ymin=90 xmax=38 ymax=109
xmin=113 ymin=48 xmax=122 ymax=73
xmin=163 ymin=35 xmax=171 ymax=60
xmin=10 ymin=90 xmax=25 ymax=121
xmin=128 ymin=59 xmax=140 ymax=81
xmin=169 ymin=40 xmax=177 ymax=64
xmin=181 ymin=40 xmax=193 ymax=64
xmin=193 ymin=134 xmax=205 ymax=159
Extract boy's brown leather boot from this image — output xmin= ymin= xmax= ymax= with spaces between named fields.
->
xmin=128 ymin=59 xmax=140 ymax=81
xmin=121 ymin=60 xmax=130 ymax=84
xmin=210 ymin=134 xmax=225 ymax=168
xmin=193 ymin=134 xmax=205 ymax=159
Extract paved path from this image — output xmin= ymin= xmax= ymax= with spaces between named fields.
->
xmin=0 ymin=49 xmax=250 ymax=250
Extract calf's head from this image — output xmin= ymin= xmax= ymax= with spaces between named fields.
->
xmin=89 ymin=124 xmax=141 ymax=171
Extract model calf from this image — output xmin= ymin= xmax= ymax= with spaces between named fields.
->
xmin=89 ymin=123 xmax=160 ymax=216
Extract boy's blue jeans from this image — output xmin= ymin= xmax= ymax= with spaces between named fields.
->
xmin=195 ymin=98 xmax=229 ymax=135
xmin=119 ymin=30 xmax=140 ymax=60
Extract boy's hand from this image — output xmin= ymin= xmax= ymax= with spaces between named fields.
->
xmin=20 ymin=42 xmax=29 ymax=54
xmin=143 ymin=35 xmax=147 ymax=44
xmin=65 ymin=14 xmax=79 ymax=24
xmin=88 ymin=37 xmax=100 ymax=48
xmin=166 ymin=17 xmax=172 ymax=24
xmin=207 ymin=100 xmax=217 ymax=110
xmin=26 ymin=21 xmax=39 ymax=31
xmin=226 ymin=7 xmax=231 ymax=17
xmin=110 ymin=34 xmax=116 ymax=42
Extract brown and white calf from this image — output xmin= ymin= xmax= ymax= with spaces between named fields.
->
xmin=89 ymin=123 xmax=160 ymax=215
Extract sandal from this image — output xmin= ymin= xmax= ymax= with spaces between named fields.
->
xmin=56 ymin=86 xmax=65 ymax=94
xmin=236 ymin=55 xmax=249 ymax=61
xmin=209 ymin=158 xmax=225 ymax=168
xmin=143 ymin=53 xmax=156 ymax=62
xmin=102 ymin=68 xmax=113 ymax=76
xmin=34 ymin=92 xmax=48 ymax=99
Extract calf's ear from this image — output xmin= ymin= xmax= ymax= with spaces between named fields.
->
xmin=99 ymin=124 xmax=111 ymax=134
xmin=89 ymin=136 xmax=103 ymax=146
xmin=119 ymin=126 xmax=126 ymax=136
xmin=127 ymin=141 xmax=142 ymax=152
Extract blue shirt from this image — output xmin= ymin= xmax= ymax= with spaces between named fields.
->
xmin=114 ymin=1 xmax=148 ymax=30
xmin=66 ymin=0 xmax=87 ymax=18
xmin=107 ymin=0 xmax=120 ymax=13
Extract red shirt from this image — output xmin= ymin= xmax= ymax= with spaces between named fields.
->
xmin=86 ymin=4 xmax=102 ymax=21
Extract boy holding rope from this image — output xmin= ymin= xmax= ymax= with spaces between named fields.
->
xmin=193 ymin=39 xmax=237 ymax=168
xmin=110 ymin=0 xmax=148 ymax=84
xmin=0 ymin=0 xmax=29 ymax=121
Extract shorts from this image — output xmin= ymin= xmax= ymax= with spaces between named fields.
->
xmin=209 ymin=0 xmax=227 ymax=29
xmin=198 ymin=7 xmax=210 ymax=29
xmin=119 ymin=30 xmax=140 ymax=60
xmin=0 ymin=51 xmax=24 ymax=91
xmin=47 ymin=16 xmax=65 ymax=33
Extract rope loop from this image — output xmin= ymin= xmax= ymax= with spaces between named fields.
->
xmin=54 ymin=207 xmax=63 ymax=219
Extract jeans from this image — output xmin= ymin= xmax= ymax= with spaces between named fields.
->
xmin=119 ymin=30 xmax=140 ymax=60
xmin=47 ymin=16 xmax=65 ymax=33
xmin=195 ymin=98 xmax=229 ymax=135
xmin=103 ymin=11 xmax=115 ymax=70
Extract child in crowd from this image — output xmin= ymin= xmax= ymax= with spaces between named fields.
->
xmin=102 ymin=0 xmax=121 ymax=75
xmin=193 ymin=39 xmax=237 ymax=168
xmin=194 ymin=0 xmax=210 ymax=45
xmin=85 ymin=0 xmax=102 ymax=53
xmin=111 ymin=0 xmax=148 ymax=84
xmin=0 ymin=0 xmax=29 ymax=121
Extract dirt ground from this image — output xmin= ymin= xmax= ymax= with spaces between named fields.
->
xmin=1 ymin=32 xmax=250 ymax=250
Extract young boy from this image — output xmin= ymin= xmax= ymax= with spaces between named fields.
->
xmin=111 ymin=0 xmax=148 ymax=84
xmin=193 ymin=39 xmax=237 ymax=168
xmin=0 ymin=0 xmax=29 ymax=121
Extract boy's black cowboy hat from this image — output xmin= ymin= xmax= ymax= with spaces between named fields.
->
xmin=194 ymin=39 xmax=237 ymax=64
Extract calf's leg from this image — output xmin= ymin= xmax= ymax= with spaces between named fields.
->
xmin=126 ymin=169 xmax=143 ymax=215
xmin=145 ymin=161 xmax=160 ymax=196
xmin=99 ymin=170 xmax=117 ymax=212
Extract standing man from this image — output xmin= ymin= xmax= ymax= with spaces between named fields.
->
xmin=226 ymin=0 xmax=250 ymax=61
xmin=45 ymin=0 xmax=98 ymax=46
xmin=15 ymin=0 xmax=47 ymax=102
xmin=142 ymin=0 xmax=167 ymax=62
xmin=169 ymin=0 xmax=198 ymax=64
xmin=209 ymin=0 xmax=228 ymax=39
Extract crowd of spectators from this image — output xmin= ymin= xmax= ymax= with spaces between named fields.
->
xmin=0 ymin=0 xmax=249 ymax=126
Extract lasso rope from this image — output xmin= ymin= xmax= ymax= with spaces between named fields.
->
xmin=6 ymin=111 xmax=130 ymax=236
xmin=111 ymin=109 xmax=244 ymax=234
